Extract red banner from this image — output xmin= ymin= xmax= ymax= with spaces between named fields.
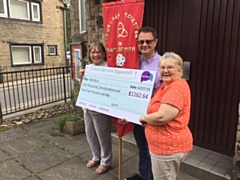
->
xmin=103 ymin=0 xmax=144 ymax=138
xmin=102 ymin=0 xmax=144 ymax=69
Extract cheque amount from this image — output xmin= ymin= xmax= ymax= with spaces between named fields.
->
xmin=128 ymin=91 xmax=149 ymax=99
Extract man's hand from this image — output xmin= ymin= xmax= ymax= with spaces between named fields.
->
xmin=118 ymin=118 xmax=129 ymax=124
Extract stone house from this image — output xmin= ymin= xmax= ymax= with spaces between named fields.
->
xmin=0 ymin=0 xmax=68 ymax=71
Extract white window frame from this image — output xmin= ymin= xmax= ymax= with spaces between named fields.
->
xmin=79 ymin=0 xmax=86 ymax=33
xmin=33 ymin=46 xmax=42 ymax=63
xmin=3 ymin=0 xmax=41 ymax=21
xmin=12 ymin=46 xmax=32 ymax=65
xmin=31 ymin=2 xmax=40 ymax=21
xmin=11 ymin=45 xmax=43 ymax=65
xmin=9 ymin=0 xmax=30 ymax=20
xmin=0 ymin=0 xmax=8 ymax=17
xmin=48 ymin=46 xmax=57 ymax=56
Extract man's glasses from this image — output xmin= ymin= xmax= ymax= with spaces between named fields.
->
xmin=137 ymin=39 xmax=155 ymax=45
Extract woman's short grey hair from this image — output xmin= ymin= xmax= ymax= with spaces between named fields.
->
xmin=159 ymin=52 xmax=183 ymax=76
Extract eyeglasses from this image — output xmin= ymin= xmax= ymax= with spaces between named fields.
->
xmin=90 ymin=51 xmax=102 ymax=54
xmin=160 ymin=65 xmax=177 ymax=70
xmin=137 ymin=39 xmax=155 ymax=45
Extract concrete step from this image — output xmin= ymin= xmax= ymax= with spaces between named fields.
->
xmin=111 ymin=131 xmax=232 ymax=180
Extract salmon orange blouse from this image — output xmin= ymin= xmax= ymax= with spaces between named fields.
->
xmin=145 ymin=78 xmax=193 ymax=155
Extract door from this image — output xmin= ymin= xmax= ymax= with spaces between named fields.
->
xmin=143 ymin=0 xmax=240 ymax=156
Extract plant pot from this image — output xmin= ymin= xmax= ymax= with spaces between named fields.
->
xmin=62 ymin=119 xmax=85 ymax=136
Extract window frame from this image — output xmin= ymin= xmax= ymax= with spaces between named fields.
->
xmin=0 ymin=0 xmax=8 ymax=17
xmin=1 ymin=0 xmax=42 ymax=22
xmin=33 ymin=46 xmax=42 ymax=63
xmin=31 ymin=2 xmax=40 ymax=21
xmin=79 ymin=0 xmax=86 ymax=33
xmin=10 ymin=44 xmax=44 ymax=66
xmin=48 ymin=45 xmax=58 ymax=56
xmin=9 ymin=0 xmax=30 ymax=20
xmin=11 ymin=45 xmax=32 ymax=65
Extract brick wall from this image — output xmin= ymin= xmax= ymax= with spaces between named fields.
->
xmin=0 ymin=0 xmax=66 ymax=70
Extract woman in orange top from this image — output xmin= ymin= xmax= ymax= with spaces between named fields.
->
xmin=139 ymin=52 xmax=193 ymax=180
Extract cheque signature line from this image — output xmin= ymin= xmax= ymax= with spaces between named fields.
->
xmin=79 ymin=98 xmax=143 ymax=115
xmin=117 ymin=106 xmax=143 ymax=115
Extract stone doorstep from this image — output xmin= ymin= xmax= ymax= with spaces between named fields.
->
xmin=111 ymin=132 xmax=232 ymax=180
xmin=180 ymin=162 xmax=232 ymax=180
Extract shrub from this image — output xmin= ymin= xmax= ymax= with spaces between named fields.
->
xmin=57 ymin=114 xmax=78 ymax=131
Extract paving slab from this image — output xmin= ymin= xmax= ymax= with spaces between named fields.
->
xmin=22 ymin=118 xmax=68 ymax=143
xmin=1 ymin=135 xmax=48 ymax=156
xmin=0 ymin=148 xmax=10 ymax=161
xmin=25 ymin=176 xmax=41 ymax=180
xmin=0 ymin=127 xmax=28 ymax=144
xmin=15 ymin=144 xmax=72 ymax=173
xmin=22 ymin=118 xmax=58 ymax=133
xmin=0 ymin=159 xmax=32 ymax=180
xmin=56 ymin=133 xmax=90 ymax=155
xmin=38 ymin=157 xmax=101 ymax=180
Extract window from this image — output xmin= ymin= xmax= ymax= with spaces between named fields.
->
xmin=11 ymin=44 xmax=43 ymax=66
xmin=48 ymin=45 xmax=57 ymax=56
xmin=1 ymin=0 xmax=42 ymax=22
xmin=31 ymin=2 xmax=40 ymax=21
xmin=79 ymin=0 xmax=86 ymax=33
xmin=0 ymin=0 xmax=8 ymax=17
xmin=33 ymin=46 xmax=41 ymax=62
xmin=12 ymin=46 xmax=31 ymax=64
xmin=9 ymin=0 xmax=30 ymax=20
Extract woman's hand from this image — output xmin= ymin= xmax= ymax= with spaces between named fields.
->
xmin=139 ymin=116 xmax=147 ymax=126
xmin=79 ymin=69 xmax=85 ymax=79
xmin=79 ymin=69 xmax=85 ymax=85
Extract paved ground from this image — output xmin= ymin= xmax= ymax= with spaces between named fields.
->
xmin=0 ymin=116 xmax=202 ymax=180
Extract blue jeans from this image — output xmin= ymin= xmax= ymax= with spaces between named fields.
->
xmin=133 ymin=124 xmax=153 ymax=180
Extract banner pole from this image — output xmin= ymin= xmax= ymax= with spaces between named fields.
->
xmin=118 ymin=137 xmax=122 ymax=180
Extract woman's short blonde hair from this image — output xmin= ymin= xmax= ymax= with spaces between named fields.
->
xmin=159 ymin=52 xmax=183 ymax=77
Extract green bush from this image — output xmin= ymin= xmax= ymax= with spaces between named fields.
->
xmin=57 ymin=114 xmax=78 ymax=131
xmin=66 ymin=43 xmax=70 ymax=51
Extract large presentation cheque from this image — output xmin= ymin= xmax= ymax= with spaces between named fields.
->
xmin=76 ymin=65 xmax=156 ymax=125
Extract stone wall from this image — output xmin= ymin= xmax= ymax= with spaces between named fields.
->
xmin=233 ymin=103 xmax=240 ymax=180
xmin=0 ymin=101 xmax=83 ymax=131
xmin=70 ymin=0 xmax=86 ymax=42
xmin=71 ymin=0 xmax=109 ymax=45
xmin=0 ymin=0 xmax=66 ymax=70
xmin=85 ymin=0 xmax=105 ymax=44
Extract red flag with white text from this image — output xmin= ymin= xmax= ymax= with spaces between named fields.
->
xmin=102 ymin=0 xmax=144 ymax=138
